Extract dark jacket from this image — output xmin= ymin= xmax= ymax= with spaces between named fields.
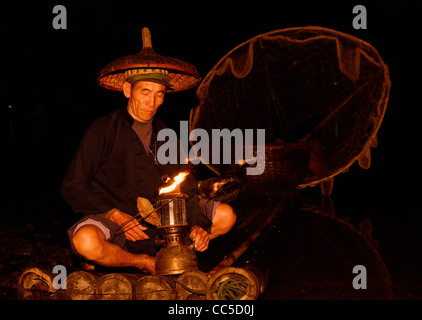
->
xmin=61 ymin=107 xmax=211 ymax=232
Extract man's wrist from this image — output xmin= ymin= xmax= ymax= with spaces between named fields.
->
xmin=104 ymin=208 xmax=118 ymax=219
xmin=190 ymin=225 xmax=200 ymax=232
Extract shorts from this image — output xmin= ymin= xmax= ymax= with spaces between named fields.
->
xmin=67 ymin=198 xmax=220 ymax=257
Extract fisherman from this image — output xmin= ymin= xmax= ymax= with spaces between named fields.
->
xmin=61 ymin=28 xmax=236 ymax=275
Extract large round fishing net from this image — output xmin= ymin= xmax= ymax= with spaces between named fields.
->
xmin=190 ymin=26 xmax=391 ymax=192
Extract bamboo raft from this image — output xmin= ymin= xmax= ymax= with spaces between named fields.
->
xmin=18 ymin=267 xmax=268 ymax=301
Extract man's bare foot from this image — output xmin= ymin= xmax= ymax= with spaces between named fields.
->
xmin=80 ymin=261 xmax=96 ymax=271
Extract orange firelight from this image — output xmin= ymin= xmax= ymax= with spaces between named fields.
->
xmin=159 ymin=171 xmax=190 ymax=195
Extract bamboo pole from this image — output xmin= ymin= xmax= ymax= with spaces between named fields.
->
xmin=17 ymin=267 xmax=57 ymax=300
xmin=212 ymin=197 xmax=286 ymax=272
xmin=66 ymin=271 xmax=100 ymax=300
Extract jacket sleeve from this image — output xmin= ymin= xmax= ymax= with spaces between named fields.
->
xmin=61 ymin=124 xmax=115 ymax=215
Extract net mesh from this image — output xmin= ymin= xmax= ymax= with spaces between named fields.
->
xmin=189 ymin=26 xmax=391 ymax=191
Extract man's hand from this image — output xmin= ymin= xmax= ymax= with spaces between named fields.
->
xmin=189 ymin=226 xmax=210 ymax=252
xmin=137 ymin=254 xmax=156 ymax=275
xmin=108 ymin=210 xmax=150 ymax=242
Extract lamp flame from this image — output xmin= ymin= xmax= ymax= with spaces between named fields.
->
xmin=159 ymin=171 xmax=190 ymax=195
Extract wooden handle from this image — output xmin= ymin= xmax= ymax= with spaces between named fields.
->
xmin=142 ymin=27 xmax=152 ymax=48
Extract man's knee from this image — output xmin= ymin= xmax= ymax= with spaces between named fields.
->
xmin=72 ymin=225 xmax=106 ymax=261
xmin=214 ymin=203 xmax=237 ymax=232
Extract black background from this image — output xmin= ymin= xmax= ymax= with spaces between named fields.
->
xmin=0 ymin=0 xmax=420 ymax=303
xmin=1 ymin=1 xmax=418 ymax=215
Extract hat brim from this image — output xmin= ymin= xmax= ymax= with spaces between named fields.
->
xmin=98 ymin=27 xmax=201 ymax=92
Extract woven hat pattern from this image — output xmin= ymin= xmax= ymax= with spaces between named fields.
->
xmin=98 ymin=28 xmax=201 ymax=92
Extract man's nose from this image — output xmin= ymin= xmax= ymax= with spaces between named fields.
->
xmin=146 ymin=96 xmax=156 ymax=107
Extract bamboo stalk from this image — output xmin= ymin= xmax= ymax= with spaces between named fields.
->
xmin=212 ymin=197 xmax=286 ymax=272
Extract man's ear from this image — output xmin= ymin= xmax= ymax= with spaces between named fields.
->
xmin=122 ymin=81 xmax=132 ymax=98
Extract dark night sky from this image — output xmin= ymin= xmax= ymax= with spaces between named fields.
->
xmin=1 ymin=1 xmax=419 ymax=221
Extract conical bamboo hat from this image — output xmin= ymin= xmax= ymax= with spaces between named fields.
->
xmin=98 ymin=27 xmax=201 ymax=92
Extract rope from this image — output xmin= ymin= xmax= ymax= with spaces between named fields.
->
xmin=173 ymin=278 xmax=216 ymax=295
xmin=216 ymin=279 xmax=248 ymax=300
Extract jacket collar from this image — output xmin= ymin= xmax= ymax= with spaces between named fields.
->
xmin=121 ymin=106 xmax=161 ymax=135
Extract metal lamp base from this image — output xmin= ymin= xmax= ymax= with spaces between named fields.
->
xmin=155 ymin=244 xmax=198 ymax=276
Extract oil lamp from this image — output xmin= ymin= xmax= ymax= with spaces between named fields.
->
xmin=154 ymin=172 xmax=198 ymax=276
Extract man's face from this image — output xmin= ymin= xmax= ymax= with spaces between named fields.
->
xmin=123 ymin=80 xmax=166 ymax=122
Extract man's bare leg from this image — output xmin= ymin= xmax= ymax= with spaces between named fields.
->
xmin=72 ymin=225 xmax=155 ymax=274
